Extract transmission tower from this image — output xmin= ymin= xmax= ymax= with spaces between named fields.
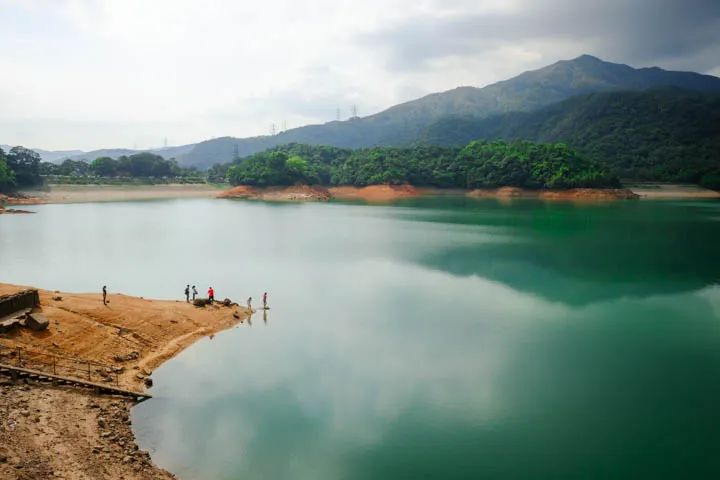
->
xmin=336 ymin=107 xmax=341 ymax=121
xmin=351 ymin=104 xmax=358 ymax=118
xmin=270 ymin=123 xmax=277 ymax=136
xmin=282 ymin=120 xmax=288 ymax=132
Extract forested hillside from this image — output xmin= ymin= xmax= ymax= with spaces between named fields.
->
xmin=414 ymin=89 xmax=720 ymax=188
xmin=227 ymin=141 xmax=619 ymax=190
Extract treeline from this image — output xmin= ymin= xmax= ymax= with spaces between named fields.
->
xmin=227 ymin=141 xmax=619 ymax=190
xmin=40 ymin=153 xmax=195 ymax=179
xmin=0 ymin=148 xmax=228 ymax=192
xmin=413 ymin=88 xmax=720 ymax=189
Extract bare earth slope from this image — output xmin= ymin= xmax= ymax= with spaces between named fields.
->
xmin=0 ymin=284 xmax=249 ymax=480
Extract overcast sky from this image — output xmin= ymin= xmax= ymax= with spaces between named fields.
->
xmin=1 ymin=0 xmax=718 ymax=151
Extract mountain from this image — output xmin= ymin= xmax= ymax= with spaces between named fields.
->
xmin=413 ymin=88 xmax=720 ymax=188
xmin=177 ymin=55 xmax=720 ymax=168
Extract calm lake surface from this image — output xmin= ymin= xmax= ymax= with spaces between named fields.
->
xmin=2 ymin=197 xmax=720 ymax=479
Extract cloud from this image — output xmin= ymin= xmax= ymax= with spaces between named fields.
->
xmin=0 ymin=0 xmax=718 ymax=150
xmin=360 ymin=0 xmax=720 ymax=73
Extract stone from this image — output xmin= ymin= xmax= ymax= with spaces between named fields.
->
xmin=98 ymin=418 xmax=107 ymax=429
xmin=136 ymin=373 xmax=145 ymax=380
xmin=144 ymin=377 xmax=153 ymax=387
xmin=52 ymin=296 xmax=62 ymax=301
xmin=24 ymin=312 xmax=50 ymax=331
xmin=123 ymin=456 xmax=132 ymax=463
xmin=114 ymin=351 xmax=139 ymax=362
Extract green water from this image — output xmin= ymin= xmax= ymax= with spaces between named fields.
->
xmin=2 ymin=197 xmax=720 ymax=479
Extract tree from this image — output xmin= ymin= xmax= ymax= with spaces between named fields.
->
xmin=6 ymin=146 xmax=42 ymax=188
xmin=0 ymin=148 xmax=16 ymax=193
xmin=90 ymin=157 xmax=118 ymax=177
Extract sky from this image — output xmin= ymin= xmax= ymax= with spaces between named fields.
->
xmin=1 ymin=0 xmax=719 ymax=151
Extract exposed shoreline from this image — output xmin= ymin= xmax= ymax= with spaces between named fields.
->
xmin=4 ymin=184 xmax=226 ymax=205
xmin=218 ymin=184 xmax=719 ymax=202
xmin=0 ymin=283 xmax=250 ymax=479
xmin=2 ymin=182 xmax=718 ymax=210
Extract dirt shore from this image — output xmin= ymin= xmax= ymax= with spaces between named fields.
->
xmin=217 ymin=184 xmax=332 ymax=201
xmin=14 ymin=184 xmax=225 ymax=205
xmin=626 ymin=183 xmax=720 ymax=199
xmin=219 ymin=184 xmax=424 ymax=202
xmin=0 ymin=284 xmax=249 ymax=479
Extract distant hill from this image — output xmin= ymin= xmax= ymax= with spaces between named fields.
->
xmin=413 ymin=88 xmax=720 ymax=188
xmin=177 ymin=55 xmax=720 ymax=168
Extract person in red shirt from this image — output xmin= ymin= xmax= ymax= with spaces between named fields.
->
xmin=208 ymin=287 xmax=214 ymax=305
xmin=263 ymin=292 xmax=268 ymax=309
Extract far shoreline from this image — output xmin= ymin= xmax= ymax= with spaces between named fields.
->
xmin=9 ymin=183 xmax=227 ymax=205
xmin=3 ymin=182 xmax=718 ymax=208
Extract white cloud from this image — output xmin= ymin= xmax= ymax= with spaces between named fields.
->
xmin=0 ymin=0 xmax=717 ymax=150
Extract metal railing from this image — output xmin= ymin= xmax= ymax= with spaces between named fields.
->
xmin=0 ymin=339 xmax=119 ymax=386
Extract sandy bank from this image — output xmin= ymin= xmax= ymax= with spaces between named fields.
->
xmin=468 ymin=187 xmax=640 ymax=200
xmin=218 ymin=184 xmax=331 ymax=201
xmin=18 ymin=184 xmax=225 ymax=205
xmin=626 ymin=183 xmax=720 ymax=199
xmin=0 ymin=283 xmax=250 ymax=479
xmin=0 ymin=204 xmax=35 ymax=215
xmin=329 ymin=185 xmax=422 ymax=202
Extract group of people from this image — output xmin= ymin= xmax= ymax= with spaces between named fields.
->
xmin=184 ymin=285 xmax=268 ymax=312
xmin=246 ymin=292 xmax=269 ymax=311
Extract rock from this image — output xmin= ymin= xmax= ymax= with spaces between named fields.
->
xmin=141 ymin=367 xmax=152 ymax=376
xmin=136 ymin=373 xmax=145 ymax=380
xmin=92 ymin=448 xmax=100 ymax=454
xmin=123 ymin=456 xmax=132 ymax=463
xmin=98 ymin=418 xmax=107 ymax=428
xmin=52 ymin=296 xmax=62 ymax=301
xmin=193 ymin=298 xmax=210 ymax=307
xmin=100 ymin=432 xmax=111 ymax=438
xmin=170 ymin=319 xmax=178 ymax=324
xmin=24 ymin=312 xmax=50 ymax=331
xmin=144 ymin=377 xmax=153 ymax=387
xmin=112 ymin=366 xmax=125 ymax=374
xmin=114 ymin=351 xmax=139 ymax=362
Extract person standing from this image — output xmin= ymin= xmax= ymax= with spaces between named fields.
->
xmin=103 ymin=286 xmax=107 ymax=306
xmin=185 ymin=285 xmax=190 ymax=303
xmin=263 ymin=292 xmax=268 ymax=309
xmin=208 ymin=287 xmax=215 ymax=305
xmin=247 ymin=297 xmax=252 ymax=311
xmin=192 ymin=285 xmax=198 ymax=301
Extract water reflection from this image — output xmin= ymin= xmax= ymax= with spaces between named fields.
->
xmin=405 ymin=199 xmax=720 ymax=305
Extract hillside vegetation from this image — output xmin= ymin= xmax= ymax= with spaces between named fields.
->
xmin=414 ymin=88 xmax=720 ymax=188
xmin=227 ymin=141 xmax=619 ymax=190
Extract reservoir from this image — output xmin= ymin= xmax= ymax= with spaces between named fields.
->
xmin=2 ymin=197 xmax=720 ymax=479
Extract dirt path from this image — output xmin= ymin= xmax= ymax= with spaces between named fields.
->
xmin=0 ymin=284 xmax=249 ymax=479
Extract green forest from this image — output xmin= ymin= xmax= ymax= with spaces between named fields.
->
xmin=227 ymin=141 xmax=619 ymax=190
xmin=413 ymin=88 xmax=720 ymax=189
xmin=0 ymin=149 xmax=209 ymax=192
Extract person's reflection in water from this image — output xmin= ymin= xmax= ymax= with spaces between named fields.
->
xmin=247 ymin=313 xmax=252 ymax=326
xmin=263 ymin=309 xmax=267 ymax=325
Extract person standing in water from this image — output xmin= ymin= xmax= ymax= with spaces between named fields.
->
xmin=263 ymin=292 xmax=268 ymax=309
xmin=103 ymin=286 xmax=107 ymax=306
xmin=185 ymin=285 xmax=190 ymax=303
xmin=247 ymin=297 xmax=252 ymax=311
xmin=208 ymin=287 xmax=215 ymax=305
xmin=192 ymin=285 xmax=198 ymax=301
